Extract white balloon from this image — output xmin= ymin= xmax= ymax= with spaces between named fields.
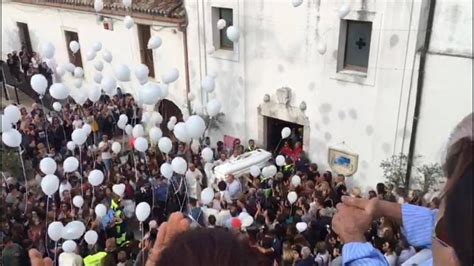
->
xmin=69 ymin=41 xmax=80 ymax=54
xmin=112 ymin=184 xmax=126 ymax=197
xmin=167 ymin=121 xmax=175 ymax=131
xmin=45 ymin=58 xmax=57 ymax=70
xmin=40 ymin=157 xmax=57 ymax=175
xmin=125 ymin=124 xmax=133 ymax=136
xmin=73 ymin=67 xmax=84 ymax=78
xmin=41 ymin=41 xmax=55 ymax=59
xmin=95 ymin=204 xmax=107 ymax=218
xmin=132 ymin=124 xmax=145 ymax=138
xmin=201 ymin=147 xmax=214 ymax=163
xmin=317 ymin=41 xmax=327 ymax=55
xmin=170 ymin=116 xmax=177 ymax=124
xmin=30 ymin=74 xmax=47 ymax=96
xmin=92 ymin=41 xmax=102 ymax=52
xmin=124 ymin=16 xmax=134 ymax=29
xmin=201 ymin=188 xmax=214 ymax=205
xmin=185 ymin=115 xmax=206 ymax=139
xmin=2 ymin=129 xmax=21 ymax=147
xmin=291 ymin=175 xmax=302 ymax=187
xmin=241 ymin=215 xmax=254 ymax=228
xmin=338 ymin=4 xmax=351 ymax=18
xmin=62 ymin=240 xmax=77 ymax=253
xmin=226 ymin=26 xmax=240 ymax=42
xmin=94 ymin=60 xmax=104 ymax=71
xmin=50 ymin=83 xmax=69 ymax=100
xmin=287 ymin=191 xmax=298 ymax=204
xmin=134 ymin=64 xmax=149 ymax=81
xmin=71 ymin=128 xmax=87 ymax=145
xmin=47 ymin=221 xmax=63 ymax=242
xmin=134 ymin=137 xmax=148 ymax=152
xmin=102 ymin=49 xmax=113 ymax=63
xmin=171 ymin=157 xmax=187 ymax=175
xmin=86 ymin=49 xmax=97 ymax=61
xmin=119 ymin=114 xmax=129 ymax=124
xmin=140 ymin=82 xmax=161 ymax=105
xmin=72 ymin=195 xmax=84 ymax=208
xmin=63 ymin=157 xmax=79 ymax=173
xmin=67 ymin=141 xmax=76 ymax=151
xmin=187 ymin=92 xmax=196 ymax=101
xmin=201 ymin=76 xmax=215 ymax=93
xmin=275 ymin=155 xmax=286 ymax=167
xmin=83 ymin=124 xmax=92 ymax=135
xmin=52 ymin=102 xmax=62 ymax=112
xmin=217 ymin=19 xmax=226 ymax=30
xmin=150 ymin=112 xmax=163 ymax=125
xmin=114 ymin=64 xmax=131 ymax=82
xmin=162 ymin=68 xmax=179 ymax=84
xmin=122 ymin=0 xmax=132 ymax=8
xmin=94 ymin=0 xmax=104 ymax=12
xmin=41 ymin=174 xmax=60 ymax=196
xmin=292 ymin=0 xmax=303 ymax=7
xmin=296 ymin=222 xmax=308 ymax=233
xmin=101 ymin=76 xmax=117 ymax=92
xmin=93 ymin=72 xmax=103 ymax=84
xmin=281 ymin=127 xmax=291 ymax=139
xmin=55 ymin=66 xmax=66 ymax=77
xmin=262 ymin=165 xmax=277 ymax=178
xmin=62 ymin=221 xmax=86 ymax=240
xmin=206 ymin=99 xmax=222 ymax=117
xmin=111 ymin=142 xmax=121 ymax=154
xmin=88 ymin=169 xmax=104 ymax=186
xmin=88 ymin=85 xmax=101 ymax=102
xmin=250 ymin=165 xmax=261 ymax=177
xmin=4 ymin=105 xmax=21 ymax=123
xmin=135 ymin=202 xmax=151 ymax=222
xmin=147 ymin=35 xmax=162 ymax=49
xmin=173 ymin=122 xmax=189 ymax=143
xmin=160 ymin=163 xmax=173 ymax=179
xmin=160 ymin=84 xmax=169 ymax=98
xmin=73 ymin=79 xmax=83 ymax=89
xmin=84 ymin=230 xmax=98 ymax=245
xmin=149 ymin=127 xmax=162 ymax=144
xmin=64 ymin=62 xmax=76 ymax=73
xmin=158 ymin=137 xmax=172 ymax=153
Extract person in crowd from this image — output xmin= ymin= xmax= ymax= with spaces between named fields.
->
xmin=246 ymin=139 xmax=258 ymax=152
xmin=185 ymin=163 xmax=203 ymax=201
xmin=224 ymin=174 xmax=242 ymax=202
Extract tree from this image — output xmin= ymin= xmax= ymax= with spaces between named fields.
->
xmin=379 ymin=153 xmax=420 ymax=190
xmin=415 ymin=163 xmax=443 ymax=193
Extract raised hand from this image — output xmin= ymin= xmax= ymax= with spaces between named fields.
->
xmin=29 ymin=249 xmax=53 ymax=266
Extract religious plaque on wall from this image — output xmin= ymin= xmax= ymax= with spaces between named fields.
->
xmin=328 ymin=148 xmax=359 ymax=176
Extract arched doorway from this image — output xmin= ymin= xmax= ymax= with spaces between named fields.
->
xmin=156 ymin=99 xmax=183 ymax=138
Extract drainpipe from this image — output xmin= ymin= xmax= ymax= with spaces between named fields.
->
xmin=178 ymin=0 xmax=192 ymax=116
xmin=405 ymin=0 xmax=437 ymax=187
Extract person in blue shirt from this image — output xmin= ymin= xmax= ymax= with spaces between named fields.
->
xmin=332 ymin=113 xmax=472 ymax=266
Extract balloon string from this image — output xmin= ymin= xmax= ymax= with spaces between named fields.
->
xmin=141 ymin=222 xmax=145 ymax=266
xmin=53 ymin=241 xmax=58 ymax=265
xmin=39 ymin=97 xmax=51 ymax=153
xmin=18 ymin=147 xmax=28 ymax=215
xmin=79 ymin=147 xmax=84 ymax=197
xmin=45 ymin=196 xmax=50 ymax=259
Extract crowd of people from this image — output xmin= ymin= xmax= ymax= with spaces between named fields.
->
xmin=1 ymin=91 xmax=472 ymax=266
xmin=5 ymin=46 xmax=54 ymax=85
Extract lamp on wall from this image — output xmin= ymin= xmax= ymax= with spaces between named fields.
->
xmin=299 ymin=101 xmax=307 ymax=111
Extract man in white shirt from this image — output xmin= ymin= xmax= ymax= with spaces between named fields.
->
xmin=214 ymin=153 xmax=229 ymax=167
xmin=72 ymin=115 xmax=83 ymax=129
xmin=99 ymin=134 xmax=112 ymax=178
xmin=185 ymin=163 xmax=203 ymax=200
xmin=224 ymin=174 xmax=242 ymax=202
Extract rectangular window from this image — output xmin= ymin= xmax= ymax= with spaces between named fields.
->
xmin=17 ymin=22 xmax=32 ymax=53
xmin=341 ymin=20 xmax=372 ymax=73
xmin=64 ymin=30 xmax=83 ymax=68
xmin=212 ymin=7 xmax=233 ymax=51
xmin=137 ymin=24 xmax=155 ymax=78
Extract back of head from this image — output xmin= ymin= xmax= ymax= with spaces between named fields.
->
xmin=157 ymin=228 xmax=259 ymax=266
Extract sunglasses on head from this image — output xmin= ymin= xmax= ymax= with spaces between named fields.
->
xmin=433 ymin=215 xmax=452 ymax=248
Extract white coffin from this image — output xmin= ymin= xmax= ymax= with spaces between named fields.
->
xmin=212 ymin=149 xmax=272 ymax=181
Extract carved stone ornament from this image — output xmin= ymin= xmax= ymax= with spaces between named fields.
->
xmin=276 ymin=87 xmax=291 ymax=105
xmin=299 ymin=101 xmax=307 ymax=111
xmin=263 ymin=94 xmax=270 ymax=103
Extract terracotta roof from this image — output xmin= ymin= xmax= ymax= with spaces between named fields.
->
xmin=14 ymin=0 xmax=185 ymax=21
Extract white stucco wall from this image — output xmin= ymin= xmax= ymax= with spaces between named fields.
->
xmin=1 ymin=2 xmax=188 ymax=110
xmin=414 ymin=0 xmax=473 ymax=165
xmin=186 ymin=0 xmax=432 ymax=189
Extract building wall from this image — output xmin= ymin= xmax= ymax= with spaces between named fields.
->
xmin=186 ymin=0 xmax=431 ymax=190
xmin=1 ymin=2 xmax=188 ymax=110
xmin=414 ymin=0 xmax=473 ymax=165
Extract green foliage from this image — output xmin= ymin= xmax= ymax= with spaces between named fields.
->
xmin=415 ymin=163 xmax=443 ymax=193
xmin=380 ymin=153 xmax=411 ymax=189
